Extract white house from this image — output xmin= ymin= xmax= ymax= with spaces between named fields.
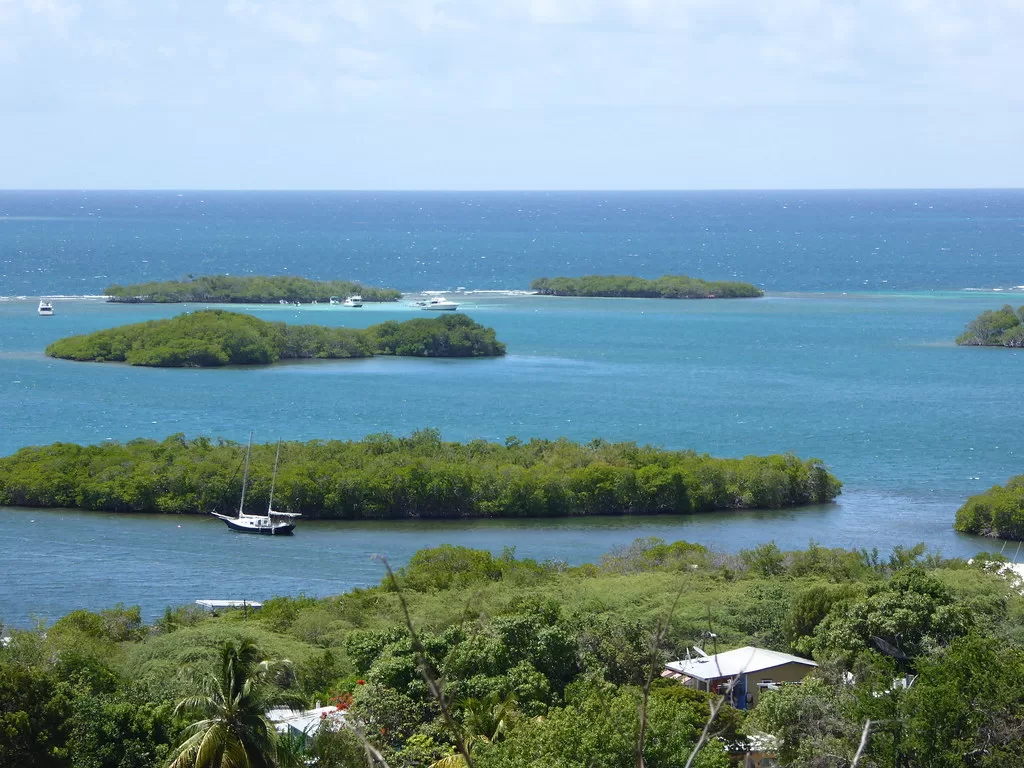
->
xmin=664 ymin=646 xmax=817 ymax=710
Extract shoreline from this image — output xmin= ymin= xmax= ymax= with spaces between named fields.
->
xmin=5 ymin=286 xmax=1024 ymax=303
xmin=0 ymin=490 xmax=997 ymax=627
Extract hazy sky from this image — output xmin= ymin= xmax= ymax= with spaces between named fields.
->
xmin=2 ymin=0 xmax=1021 ymax=189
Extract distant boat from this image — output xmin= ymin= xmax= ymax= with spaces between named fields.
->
xmin=38 ymin=300 xmax=54 ymax=316
xmin=329 ymin=296 xmax=340 ymax=305
xmin=422 ymin=296 xmax=458 ymax=311
xmin=343 ymin=295 xmax=363 ymax=307
xmin=211 ymin=434 xmax=299 ymax=535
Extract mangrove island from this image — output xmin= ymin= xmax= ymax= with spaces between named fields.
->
xmin=955 ymin=304 xmax=1024 ymax=347
xmin=103 ymin=274 xmax=402 ymax=303
xmin=530 ymin=274 xmax=764 ymax=299
xmin=0 ymin=431 xmax=841 ymax=517
xmin=954 ymin=474 xmax=1024 ymax=539
xmin=44 ymin=310 xmax=505 ymax=366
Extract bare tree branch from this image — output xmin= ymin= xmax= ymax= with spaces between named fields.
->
xmin=683 ymin=690 xmax=729 ymax=768
xmin=850 ymin=719 xmax=872 ymax=767
xmin=341 ymin=719 xmax=394 ymax=768
xmin=636 ymin=583 xmax=687 ymax=768
xmin=375 ymin=555 xmax=475 ymax=768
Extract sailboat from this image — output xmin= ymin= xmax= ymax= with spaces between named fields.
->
xmin=211 ymin=434 xmax=300 ymax=535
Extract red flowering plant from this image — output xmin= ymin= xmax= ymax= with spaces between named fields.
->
xmin=328 ymin=691 xmax=354 ymax=711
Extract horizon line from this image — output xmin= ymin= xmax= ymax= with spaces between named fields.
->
xmin=1 ymin=186 xmax=1023 ymax=194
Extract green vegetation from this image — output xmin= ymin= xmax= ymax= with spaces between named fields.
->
xmin=0 ymin=431 xmax=841 ymax=517
xmin=955 ymin=304 xmax=1024 ymax=347
xmin=530 ymin=275 xmax=763 ymax=299
xmin=3 ymin=540 xmax=1024 ymax=767
xmin=44 ymin=311 xmax=505 ymax=366
xmin=168 ymin=639 xmax=297 ymax=768
xmin=104 ymin=275 xmax=402 ymax=304
xmin=954 ymin=474 xmax=1024 ymax=539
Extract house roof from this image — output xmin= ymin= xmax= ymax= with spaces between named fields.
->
xmin=195 ymin=599 xmax=263 ymax=610
xmin=665 ymin=646 xmax=817 ymax=682
xmin=267 ymin=706 xmax=344 ymax=735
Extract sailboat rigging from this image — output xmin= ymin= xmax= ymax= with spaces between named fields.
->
xmin=211 ymin=433 xmax=300 ymax=535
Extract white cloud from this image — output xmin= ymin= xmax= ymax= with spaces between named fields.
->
xmin=0 ymin=0 xmax=1020 ymax=115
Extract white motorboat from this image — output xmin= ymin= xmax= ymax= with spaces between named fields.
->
xmin=329 ymin=296 xmax=341 ymax=305
xmin=38 ymin=300 xmax=54 ymax=316
xmin=211 ymin=434 xmax=300 ymax=535
xmin=421 ymin=296 xmax=458 ymax=311
xmin=342 ymin=295 xmax=363 ymax=307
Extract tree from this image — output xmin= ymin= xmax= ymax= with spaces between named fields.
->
xmin=168 ymin=639 xmax=296 ymax=768
xmin=956 ymin=304 xmax=1024 ymax=346
xmin=429 ymin=692 xmax=519 ymax=768
xmin=809 ymin=568 xmax=987 ymax=677
xmin=0 ymin=661 xmax=72 ymax=768
xmin=474 ymin=680 xmax=731 ymax=768
xmin=899 ymin=634 xmax=1024 ymax=767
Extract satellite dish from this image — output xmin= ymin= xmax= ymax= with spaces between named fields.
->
xmin=692 ymin=646 xmax=710 ymax=658
xmin=871 ymin=635 xmax=909 ymax=661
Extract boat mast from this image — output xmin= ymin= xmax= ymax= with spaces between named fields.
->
xmin=268 ymin=439 xmax=281 ymax=518
xmin=238 ymin=431 xmax=253 ymax=517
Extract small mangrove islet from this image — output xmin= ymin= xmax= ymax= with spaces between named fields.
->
xmin=103 ymin=274 xmax=402 ymax=303
xmin=530 ymin=274 xmax=764 ymax=299
xmin=954 ymin=474 xmax=1024 ymax=540
xmin=955 ymin=304 xmax=1024 ymax=347
xmin=0 ymin=431 xmax=842 ymax=518
xmin=44 ymin=310 xmax=506 ymax=366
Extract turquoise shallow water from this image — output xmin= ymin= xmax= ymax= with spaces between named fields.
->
xmin=2 ymin=189 xmax=1023 ymax=625
xmin=0 ymin=290 xmax=1018 ymax=624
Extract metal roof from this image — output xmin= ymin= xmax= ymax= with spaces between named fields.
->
xmin=665 ymin=646 xmax=817 ymax=681
xmin=267 ymin=706 xmax=345 ymax=735
xmin=195 ymin=599 xmax=263 ymax=609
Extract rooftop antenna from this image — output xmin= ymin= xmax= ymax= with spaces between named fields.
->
xmin=701 ymin=606 xmax=719 ymax=656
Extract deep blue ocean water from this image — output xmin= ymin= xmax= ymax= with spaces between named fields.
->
xmin=3 ymin=190 xmax=1023 ymax=295
xmin=1 ymin=190 xmax=1022 ymax=625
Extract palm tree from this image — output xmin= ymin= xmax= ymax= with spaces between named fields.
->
xmin=168 ymin=638 xmax=297 ymax=768
xmin=429 ymin=692 xmax=518 ymax=768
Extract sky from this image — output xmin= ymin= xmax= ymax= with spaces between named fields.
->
xmin=1 ymin=0 xmax=1022 ymax=189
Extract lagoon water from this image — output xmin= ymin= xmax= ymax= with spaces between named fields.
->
xmin=1 ymin=190 xmax=1022 ymax=625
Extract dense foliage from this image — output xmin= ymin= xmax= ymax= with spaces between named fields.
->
xmin=954 ymin=474 xmax=1024 ymax=539
xmin=955 ymin=304 xmax=1024 ymax=347
xmin=104 ymin=275 xmax=401 ymax=304
xmin=530 ymin=275 xmax=763 ymax=299
xmin=167 ymin=639 xmax=296 ymax=768
xmin=0 ymin=431 xmax=841 ymax=517
xmin=2 ymin=540 xmax=1023 ymax=768
xmin=44 ymin=311 xmax=505 ymax=366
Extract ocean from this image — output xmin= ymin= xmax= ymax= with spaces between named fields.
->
xmin=1 ymin=189 xmax=1021 ymax=624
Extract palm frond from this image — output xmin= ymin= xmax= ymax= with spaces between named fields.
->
xmin=429 ymin=755 xmax=469 ymax=768
xmin=170 ymin=638 xmax=290 ymax=768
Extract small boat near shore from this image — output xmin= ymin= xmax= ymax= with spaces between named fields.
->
xmin=38 ymin=300 xmax=54 ymax=316
xmin=420 ymin=296 xmax=458 ymax=311
xmin=343 ymin=295 xmax=363 ymax=307
xmin=211 ymin=434 xmax=300 ymax=535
